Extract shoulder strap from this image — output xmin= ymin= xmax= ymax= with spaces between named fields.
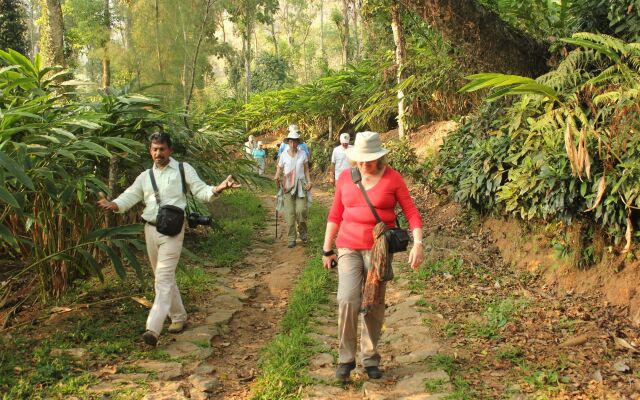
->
xmin=351 ymin=167 xmax=382 ymax=224
xmin=179 ymin=162 xmax=187 ymax=194
xmin=149 ymin=169 xmax=161 ymax=205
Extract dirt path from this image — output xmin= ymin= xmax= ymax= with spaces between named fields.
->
xmin=86 ymin=191 xmax=307 ymax=400
xmin=206 ymin=192 xmax=307 ymax=399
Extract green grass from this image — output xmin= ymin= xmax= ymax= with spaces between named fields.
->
xmin=250 ymin=203 xmax=333 ymax=400
xmin=424 ymin=378 xmax=447 ymax=392
xmin=467 ymin=298 xmax=527 ymax=339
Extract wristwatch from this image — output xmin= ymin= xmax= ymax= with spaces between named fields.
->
xmin=323 ymin=249 xmax=335 ymax=257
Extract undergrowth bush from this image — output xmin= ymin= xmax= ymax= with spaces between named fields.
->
xmin=441 ymin=33 xmax=640 ymax=252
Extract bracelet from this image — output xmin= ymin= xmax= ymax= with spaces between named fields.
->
xmin=323 ymin=249 xmax=335 ymax=257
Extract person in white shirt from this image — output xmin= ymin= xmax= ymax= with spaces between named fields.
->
xmin=97 ymin=131 xmax=240 ymax=346
xmin=330 ymin=133 xmax=352 ymax=186
xmin=274 ymin=129 xmax=312 ymax=248
xmin=244 ymin=135 xmax=256 ymax=155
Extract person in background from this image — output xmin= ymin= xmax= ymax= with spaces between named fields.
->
xmin=244 ymin=135 xmax=256 ymax=155
xmin=278 ymin=124 xmax=311 ymax=160
xmin=97 ymin=131 xmax=240 ymax=346
xmin=329 ymin=132 xmax=352 ymax=186
xmin=274 ymin=129 xmax=312 ymax=248
xmin=321 ymin=131 xmax=424 ymax=381
xmin=253 ymin=141 xmax=267 ymax=175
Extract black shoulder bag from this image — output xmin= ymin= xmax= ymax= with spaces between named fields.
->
xmin=149 ymin=163 xmax=188 ymax=236
xmin=351 ymin=167 xmax=410 ymax=254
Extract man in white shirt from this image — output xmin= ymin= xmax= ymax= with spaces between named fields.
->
xmin=97 ymin=131 xmax=240 ymax=346
xmin=329 ymin=133 xmax=352 ymax=185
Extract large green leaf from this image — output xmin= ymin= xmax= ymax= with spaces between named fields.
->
xmin=0 ymin=223 xmax=18 ymax=249
xmin=0 ymin=150 xmax=35 ymax=190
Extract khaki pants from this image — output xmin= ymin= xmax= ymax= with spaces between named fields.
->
xmin=336 ymin=248 xmax=386 ymax=367
xmin=283 ymin=193 xmax=308 ymax=243
xmin=144 ymin=224 xmax=187 ymax=335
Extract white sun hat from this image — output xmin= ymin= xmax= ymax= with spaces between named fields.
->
xmin=339 ymin=133 xmax=350 ymax=144
xmin=286 ymin=130 xmax=301 ymax=140
xmin=346 ymin=131 xmax=389 ymax=162
xmin=288 ymin=124 xmax=299 ymax=134
xmin=257 ymin=141 xmax=263 ymax=146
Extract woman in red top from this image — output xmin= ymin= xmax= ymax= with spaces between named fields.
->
xmin=322 ymin=131 xmax=424 ymax=381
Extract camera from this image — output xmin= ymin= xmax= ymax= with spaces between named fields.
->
xmin=187 ymin=212 xmax=213 ymax=229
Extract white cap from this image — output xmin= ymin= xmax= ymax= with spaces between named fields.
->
xmin=339 ymin=133 xmax=350 ymax=144
xmin=257 ymin=141 xmax=263 ymax=146
xmin=248 ymin=135 xmax=255 ymax=141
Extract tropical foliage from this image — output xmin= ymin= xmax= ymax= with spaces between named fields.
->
xmin=442 ymin=33 xmax=640 ymax=251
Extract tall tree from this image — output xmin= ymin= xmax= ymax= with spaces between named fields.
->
xmin=390 ymin=0 xmax=406 ymax=138
xmin=341 ymin=0 xmax=350 ymax=64
xmin=399 ymin=0 xmax=549 ymax=76
xmin=101 ymin=0 xmax=111 ymax=88
xmin=41 ymin=0 xmax=66 ymax=66
xmin=0 ymin=0 xmax=29 ymax=54
xmin=226 ymin=0 xmax=278 ymax=102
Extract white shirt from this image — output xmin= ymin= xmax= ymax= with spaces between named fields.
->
xmin=113 ymin=157 xmax=215 ymax=223
xmin=278 ymin=149 xmax=308 ymax=179
xmin=245 ymin=141 xmax=255 ymax=155
xmin=331 ymin=144 xmax=352 ymax=179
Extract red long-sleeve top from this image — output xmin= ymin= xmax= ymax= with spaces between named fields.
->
xmin=328 ymin=166 xmax=423 ymax=250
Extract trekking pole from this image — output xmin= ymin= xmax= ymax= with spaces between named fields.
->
xmin=275 ymin=181 xmax=278 ymax=239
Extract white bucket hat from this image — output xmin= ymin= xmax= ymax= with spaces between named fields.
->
xmin=339 ymin=133 xmax=350 ymax=144
xmin=346 ymin=131 xmax=389 ymax=162
xmin=288 ymin=124 xmax=299 ymax=134
xmin=257 ymin=141 xmax=263 ymax=146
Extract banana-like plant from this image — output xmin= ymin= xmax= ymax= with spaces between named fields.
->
xmin=0 ymin=49 xmax=149 ymax=299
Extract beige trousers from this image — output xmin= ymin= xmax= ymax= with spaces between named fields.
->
xmin=336 ymin=248 xmax=386 ymax=367
xmin=283 ymin=193 xmax=308 ymax=243
xmin=144 ymin=224 xmax=187 ymax=335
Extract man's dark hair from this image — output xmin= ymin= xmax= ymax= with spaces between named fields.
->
xmin=149 ymin=130 xmax=172 ymax=148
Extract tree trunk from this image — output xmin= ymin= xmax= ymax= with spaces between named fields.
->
xmin=244 ymin=31 xmax=252 ymax=102
xmin=399 ymin=0 xmax=549 ymax=77
xmin=353 ymin=0 xmax=360 ymax=59
xmin=44 ymin=0 xmax=65 ymax=66
xmin=185 ymin=0 xmax=213 ymax=114
xmin=101 ymin=0 xmax=111 ymax=89
xmin=270 ymin=20 xmax=279 ymax=57
xmin=320 ymin=0 xmax=324 ymax=56
xmin=391 ymin=0 xmax=406 ymax=138
xmin=155 ymin=0 xmax=164 ymax=80
xmin=341 ymin=0 xmax=350 ymax=64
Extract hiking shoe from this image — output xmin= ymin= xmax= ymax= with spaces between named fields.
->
xmin=142 ymin=330 xmax=158 ymax=347
xmin=365 ymin=366 xmax=383 ymax=379
xmin=287 ymin=241 xmax=296 ymax=248
xmin=168 ymin=321 xmax=185 ymax=334
xmin=335 ymin=361 xmax=356 ymax=380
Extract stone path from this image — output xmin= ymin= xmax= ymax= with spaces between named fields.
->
xmin=86 ymin=193 xmax=306 ymax=399
xmin=303 ymin=252 xmax=453 ymax=400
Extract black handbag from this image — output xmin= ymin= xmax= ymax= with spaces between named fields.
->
xmin=149 ymin=163 xmax=187 ymax=236
xmin=351 ymin=167 xmax=410 ymax=254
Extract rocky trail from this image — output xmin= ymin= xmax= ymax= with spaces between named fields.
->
xmin=86 ymin=192 xmax=307 ymax=399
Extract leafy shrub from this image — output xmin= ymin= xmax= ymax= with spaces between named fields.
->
xmin=441 ymin=33 xmax=640 ymax=252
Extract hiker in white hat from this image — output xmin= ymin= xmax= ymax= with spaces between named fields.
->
xmin=329 ymin=133 xmax=353 ymax=186
xmin=321 ymin=131 xmax=424 ymax=381
xmin=274 ymin=127 xmax=313 ymax=248
xmin=252 ymin=141 xmax=266 ymax=175
xmin=277 ymin=124 xmax=311 ymax=160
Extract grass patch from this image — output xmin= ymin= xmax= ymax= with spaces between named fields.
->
xmin=424 ymin=378 xmax=447 ymax=392
xmin=251 ymin=203 xmax=333 ymax=399
xmin=468 ymin=298 xmax=527 ymax=339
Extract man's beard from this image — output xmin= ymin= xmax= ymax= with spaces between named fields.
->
xmin=154 ymin=158 xmax=169 ymax=167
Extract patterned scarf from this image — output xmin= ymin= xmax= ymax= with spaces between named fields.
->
xmin=361 ymin=222 xmax=390 ymax=314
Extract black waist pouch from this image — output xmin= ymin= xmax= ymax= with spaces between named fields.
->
xmin=385 ymin=227 xmax=410 ymax=254
xmin=156 ymin=205 xmax=184 ymax=236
